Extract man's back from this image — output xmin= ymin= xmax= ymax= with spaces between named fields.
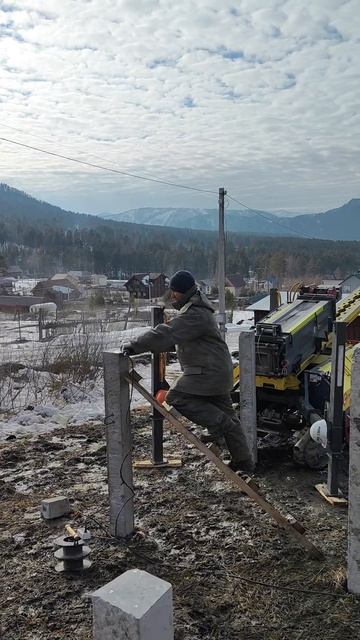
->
xmin=129 ymin=289 xmax=233 ymax=396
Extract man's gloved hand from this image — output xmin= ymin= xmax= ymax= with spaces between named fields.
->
xmin=122 ymin=343 xmax=135 ymax=356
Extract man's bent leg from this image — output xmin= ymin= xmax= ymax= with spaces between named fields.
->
xmin=166 ymin=390 xmax=252 ymax=465
xmin=211 ymin=395 xmax=252 ymax=464
xmin=166 ymin=389 xmax=226 ymax=441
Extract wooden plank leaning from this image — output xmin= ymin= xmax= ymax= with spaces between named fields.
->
xmin=125 ymin=371 xmax=323 ymax=559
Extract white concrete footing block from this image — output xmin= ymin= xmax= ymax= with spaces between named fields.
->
xmin=41 ymin=496 xmax=70 ymax=519
xmin=91 ymin=569 xmax=174 ymax=640
xmin=348 ymin=346 xmax=360 ymax=594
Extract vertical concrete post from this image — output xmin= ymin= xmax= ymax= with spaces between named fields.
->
xmin=239 ymin=328 xmax=257 ymax=464
xmin=103 ymin=350 xmax=134 ymax=538
xmin=91 ymin=569 xmax=174 ymax=640
xmin=348 ymin=345 xmax=360 ymax=594
xmin=327 ymin=321 xmax=346 ymax=495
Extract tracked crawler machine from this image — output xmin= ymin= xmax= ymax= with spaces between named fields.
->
xmin=233 ymin=285 xmax=360 ymax=468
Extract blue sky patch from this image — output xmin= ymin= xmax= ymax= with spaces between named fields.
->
xmin=183 ymin=96 xmax=195 ymax=108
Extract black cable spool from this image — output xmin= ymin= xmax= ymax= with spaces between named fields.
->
xmin=54 ymin=535 xmax=91 ymax=573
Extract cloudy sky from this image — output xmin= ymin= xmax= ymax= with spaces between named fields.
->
xmin=0 ymin=0 xmax=359 ymax=215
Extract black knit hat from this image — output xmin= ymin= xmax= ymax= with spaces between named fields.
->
xmin=169 ymin=270 xmax=196 ymax=294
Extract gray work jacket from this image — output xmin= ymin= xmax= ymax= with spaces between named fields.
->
xmin=129 ymin=290 xmax=233 ymax=396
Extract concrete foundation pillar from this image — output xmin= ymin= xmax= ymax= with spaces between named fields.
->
xmin=91 ymin=569 xmax=174 ymax=640
xmin=348 ymin=345 xmax=360 ymax=594
xmin=103 ymin=350 xmax=134 ymax=538
xmin=238 ymin=328 xmax=257 ymax=464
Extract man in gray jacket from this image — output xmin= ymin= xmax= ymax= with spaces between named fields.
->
xmin=123 ymin=270 xmax=253 ymax=472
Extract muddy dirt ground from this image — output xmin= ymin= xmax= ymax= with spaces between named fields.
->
xmin=0 ymin=411 xmax=359 ymax=640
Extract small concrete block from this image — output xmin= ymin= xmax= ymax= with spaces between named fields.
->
xmin=91 ymin=569 xmax=173 ymax=640
xmin=41 ymin=496 xmax=70 ymax=520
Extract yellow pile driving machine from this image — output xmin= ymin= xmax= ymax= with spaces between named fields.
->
xmin=233 ymin=285 xmax=360 ymax=468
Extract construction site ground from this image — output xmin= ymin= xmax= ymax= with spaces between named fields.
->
xmin=1 ymin=410 xmax=359 ymax=640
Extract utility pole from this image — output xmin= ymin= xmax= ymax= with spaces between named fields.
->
xmin=218 ymin=187 xmax=227 ymax=340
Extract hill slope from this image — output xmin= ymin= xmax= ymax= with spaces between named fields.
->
xmin=290 ymin=199 xmax=360 ymax=240
xmin=100 ymin=199 xmax=360 ymax=240
xmin=99 ymin=206 xmax=290 ymax=235
xmin=0 ymin=183 xmax=360 ymax=280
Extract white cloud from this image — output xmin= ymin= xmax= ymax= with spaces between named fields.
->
xmin=0 ymin=0 xmax=358 ymax=213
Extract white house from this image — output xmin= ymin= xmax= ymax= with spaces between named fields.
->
xmin=341 ymin=272 xmax=360 ymax=294
xmin=91 ymin=274 xmax=108 ymax=287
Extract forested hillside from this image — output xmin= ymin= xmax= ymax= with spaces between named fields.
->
xmin=0 ymin=183 xmax=359 ymax=280
xmin=100 ymin=200 xmax=360 ymax=240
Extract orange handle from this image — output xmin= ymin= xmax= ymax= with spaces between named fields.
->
xmin=155 ymin=389 xmax=168 ymax=405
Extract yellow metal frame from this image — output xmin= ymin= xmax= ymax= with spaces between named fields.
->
xmin=336 ymin=286 xmax=360 ymax=324
xmin=263 ymin=301 xmax=327 ymax=336
xmin=232 ymin=286 xmax=360 ymax=408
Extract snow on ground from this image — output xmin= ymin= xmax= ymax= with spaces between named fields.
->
xmin=0 ymin=309 xmax=252 ymax=439
xmin=0 ymin=361 xmax=183 ymax=440
xmin=232 ymin=309 xmax=254 ymax=325
xmin=0 ymin=326 xmax=149 ymax=366
xmin=0 ymin=319 xmax=39 ymax=345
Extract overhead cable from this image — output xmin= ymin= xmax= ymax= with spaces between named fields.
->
xmin=227 ymin=193 xmax=316 ymax=240
xmin=0 ymin=121 xmax=181 ymax=184
xmin=0 ymin=135 xmax=217 ymax=195
xmin=0 ymin=131 xmax=321 ymax=240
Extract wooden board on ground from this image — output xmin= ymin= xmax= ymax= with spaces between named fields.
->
xmin=125 ymin=372 xmax=323 ymax=559
xmin=134 ymin=458 xmax=182 ymax=470
xmin=315 ymin=483 xmax=348 ymax=507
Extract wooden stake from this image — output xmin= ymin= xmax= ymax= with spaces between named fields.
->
xmin=125 ymin=373 xmax=323 ymax=559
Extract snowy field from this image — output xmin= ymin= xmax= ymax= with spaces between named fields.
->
xmin=0 ymin=310 xmax=253 ymax=439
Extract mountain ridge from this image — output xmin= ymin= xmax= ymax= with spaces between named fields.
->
xmin=98 ymin=199 xmax=360 ymax=240
xmin=1 ymin=183 xmax=360 ymax=279
xmin=0 ymin=183 xmax=359 ymax=241
xmin=96 ymin=198 xmax=360 ymax=240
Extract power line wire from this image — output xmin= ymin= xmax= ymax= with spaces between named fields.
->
xmin=0 ymin=121 xmax=182 ymax=184
xmin=0 ymin=130 xmax=322 ymax=240
xmin=0 ymin=135 xmax=217 ymax=195
xmin=227 ymin=193 xmax=316 ymax=241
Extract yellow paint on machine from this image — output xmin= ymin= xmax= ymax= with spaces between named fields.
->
xmin=233 ymin=363 xmax=300 ymax=391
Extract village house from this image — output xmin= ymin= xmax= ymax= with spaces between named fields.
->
xmin=0 ymin=295 xmax=44 ymax=314
xmin=68 ymin=270 xmax=92 ymax=284
xmin=125 ymin=273 xmax=168 ymax=299
xmin=0 ymin=277 xmax=15 ymax=295
xmin=340 ymin=271 xmax=360 ymax=294
xmin=32 ymin=273 xmax=83 ymax=305
xmin=226 ymin=274 xmax=246 ymax=297
xmin=91 ymin=274 xmax=108 ymax=287
xmin=197 ymin=279 xmax=213 ymax=295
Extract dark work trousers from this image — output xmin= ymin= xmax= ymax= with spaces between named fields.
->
xmin=166 ymin=389 xmax=251 ymax=463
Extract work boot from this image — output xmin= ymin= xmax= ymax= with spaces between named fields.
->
xmin=227 ymin=458 xmax=255 ymax=474
xmin=200 ymin=434 xmax=226 ymax=448
xmin=200 ymin=433 xmax=217 ymax=443
xmin=223 ymin=418 xmax=252 ymax=466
